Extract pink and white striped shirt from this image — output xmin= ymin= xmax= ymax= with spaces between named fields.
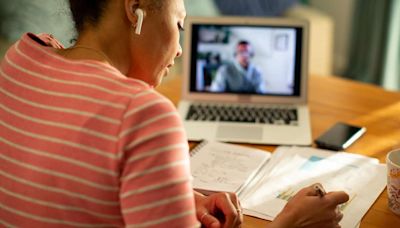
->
xmin=0 ymin=33 xmax=199 ymax=227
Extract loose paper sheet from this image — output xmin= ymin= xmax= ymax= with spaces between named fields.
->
xmin=240 ymin=146 xmax=386 ymax=228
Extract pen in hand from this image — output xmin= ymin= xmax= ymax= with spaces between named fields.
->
xmin=313 ymin=183 xmax=326 ymax=197
xmin=312 ymin=183 xmax=344 ymax=223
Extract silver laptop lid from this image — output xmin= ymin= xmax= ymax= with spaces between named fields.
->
xmin=182 ymin=16 xmax=309 ymax=105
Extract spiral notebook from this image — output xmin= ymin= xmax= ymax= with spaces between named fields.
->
xmin=189 ymin=140 xmax=272 ymax=195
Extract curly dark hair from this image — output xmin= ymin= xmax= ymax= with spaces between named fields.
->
xmin=68 ymin=0 xmax=109 ymax=32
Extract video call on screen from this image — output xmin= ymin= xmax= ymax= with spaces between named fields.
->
xmin=189 ymin=24 xmax=303 ymax=96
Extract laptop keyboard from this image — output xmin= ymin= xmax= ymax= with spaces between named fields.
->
xmin=185 ymin=104 xmax=298 ymax=125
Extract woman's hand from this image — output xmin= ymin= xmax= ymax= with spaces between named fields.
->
xmin=194 ymin=191 xmax=243 ymax=228
xmin=270 ymin=184 xmax=349 ymax=228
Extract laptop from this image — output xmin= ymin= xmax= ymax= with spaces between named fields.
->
xmin=177 ymin=16 xmax=312 ymax=145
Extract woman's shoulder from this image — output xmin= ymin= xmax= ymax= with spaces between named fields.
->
xmin=128 ymin=84 xmax=176 ymax=111
xmin=6 ymin=33 xmax=174 ymax=111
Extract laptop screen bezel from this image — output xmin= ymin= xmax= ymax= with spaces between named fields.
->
xmin=181 ymin=16 xmax=310 ymax=105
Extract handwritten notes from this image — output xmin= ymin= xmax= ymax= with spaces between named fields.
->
xmin=190 ymin=141 xmax=271 ymax=194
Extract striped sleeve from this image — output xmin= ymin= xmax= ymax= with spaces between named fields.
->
xmin=117 ymin=89 xmax=199 ymax=227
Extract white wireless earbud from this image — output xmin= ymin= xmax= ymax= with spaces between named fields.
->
xmin=134 ymin=8 xmax=144 ymax=35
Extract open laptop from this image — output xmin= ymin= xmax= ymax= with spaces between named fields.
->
xmin=177 ymin=16 xmax=312 ymax=145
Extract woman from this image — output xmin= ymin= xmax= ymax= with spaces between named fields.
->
xmin=0 ymin=0 xmax=348 ymax=227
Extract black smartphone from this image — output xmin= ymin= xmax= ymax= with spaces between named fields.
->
xmin=315 ymin=122 xmax=366 ymax=151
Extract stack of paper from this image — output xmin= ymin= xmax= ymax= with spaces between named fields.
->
xmin=240 ymin=146 xmax=386 ymax=228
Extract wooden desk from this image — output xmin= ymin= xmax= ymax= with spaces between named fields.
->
xmin=156 ymin=75 xmax=400 ymax=227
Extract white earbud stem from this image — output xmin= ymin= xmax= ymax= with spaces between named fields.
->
xmin=135 ymin=8 xmax=144 ymax=35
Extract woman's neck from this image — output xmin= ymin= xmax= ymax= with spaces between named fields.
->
xmin=57 ymin=28 xmax=130 ymax=74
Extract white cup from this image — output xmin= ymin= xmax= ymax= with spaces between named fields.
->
xmin=387 ymin=149 xmax=400 ymax=215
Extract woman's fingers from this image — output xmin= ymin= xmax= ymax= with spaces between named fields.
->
xmin=227 ymin=192 xmax=243 ymax=226
xmin=199 ymin=211 xmax=220 ymax=228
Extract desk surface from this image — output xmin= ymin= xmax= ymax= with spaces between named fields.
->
xmin=156 ymin=75 xmax=400 ymax=227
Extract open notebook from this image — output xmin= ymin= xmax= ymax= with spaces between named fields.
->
xmin=189 ymin=141 xmax=386 ymax=228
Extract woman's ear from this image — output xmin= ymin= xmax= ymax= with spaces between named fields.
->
xmin=124 ymin=0 xmax=146 ymax=34
xmin=124 ymin=0 xmax=139 ymax=25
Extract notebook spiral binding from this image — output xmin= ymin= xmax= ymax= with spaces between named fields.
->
xmin=189 ymin=140 xmax=209 ymax=157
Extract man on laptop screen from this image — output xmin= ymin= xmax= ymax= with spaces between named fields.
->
xmin=178 ymin=17 xmax=311 ymax=145
xmin=209 ymin=40 xmax=266 ymax=94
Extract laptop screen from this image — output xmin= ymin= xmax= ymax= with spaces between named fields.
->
xmin=188 ymin=23 xmax=303 ymax=97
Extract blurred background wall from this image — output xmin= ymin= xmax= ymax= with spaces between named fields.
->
xmin=307 ymin=0 xmax=355 ymax=76
xmin=0 ymin=0 xmax=74 ymax=46
xmin=0 ymin=0 xmax=398 ymax=90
